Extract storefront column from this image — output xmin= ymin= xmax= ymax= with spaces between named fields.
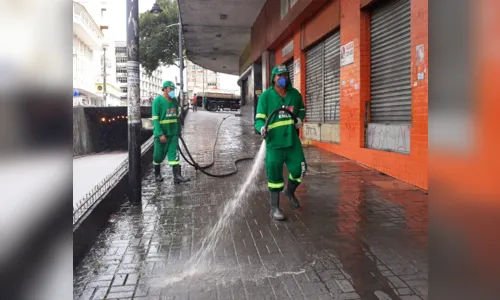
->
xmin=261 ymin=51 xmax=269 ymax=91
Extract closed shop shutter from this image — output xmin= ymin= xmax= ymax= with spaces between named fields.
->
xmin=305 ymin=42 xmax=324 ymax=123
xmin=285 ymin=60 xmax=294 ymax=88
xmin=323 ymin=30 xmax=341 ymax=122
xmin=370 ymin=0 xmax=412 ymax=123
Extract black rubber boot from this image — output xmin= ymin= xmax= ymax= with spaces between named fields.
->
xmin=270 ymin=191 xmax=286 ymax=221
xmin=154 ymin=165 xmax=163 ymax=182
xmin=173 ymin=165 xmax=190 ymax=184
xmin=284 ymin=181 xmax=300 ymax=209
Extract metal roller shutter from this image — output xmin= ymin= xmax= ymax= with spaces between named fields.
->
xmin=370 ymin=0 xmax=412 ymax=123
xmin=323 ymin=31 xmax=341 ymax=122
xmin=285 ymin=60 xmax=294 ymax=87
xmin=305 ymin=43 xmax=323 ymax=123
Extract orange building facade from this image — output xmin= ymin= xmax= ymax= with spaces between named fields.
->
xmin=243 ymin=0 xmax=428 ymax=190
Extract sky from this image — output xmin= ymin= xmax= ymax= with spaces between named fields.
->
xmin=106 ymin=0 xmax=240 ymax=92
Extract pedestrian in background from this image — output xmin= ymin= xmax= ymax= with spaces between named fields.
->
xmin=192 ymin=93 xmax=198 ymax=111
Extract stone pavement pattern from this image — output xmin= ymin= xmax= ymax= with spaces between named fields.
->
xmin=74 ymin=110 xmax=428 ymax=300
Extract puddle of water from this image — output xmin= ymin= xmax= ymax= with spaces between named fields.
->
xmin=160 ymin=141 xmax=267 ymax=286
xmin=153 ymin=261 xmax=309 ymax=289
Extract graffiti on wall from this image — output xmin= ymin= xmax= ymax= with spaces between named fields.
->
xmin=342 ymin=93 xmax=356 ymax=141
xmin=345 ymin=110 xmax=356 ymax=141
xmin=303 ymin=123 xmax=321 ymax=141
xmin=366 ymin=124 xmax=411 ymax=154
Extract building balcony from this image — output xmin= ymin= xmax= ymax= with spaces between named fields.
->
xmin=73 ymin=3 xmax=104 ymax=50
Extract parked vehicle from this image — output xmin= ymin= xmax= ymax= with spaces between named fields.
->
xmin=197 ymin=92 xmax=240 ymax=112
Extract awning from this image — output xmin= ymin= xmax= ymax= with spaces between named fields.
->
xmin=178 ymin=0 xmax=267 ymax=76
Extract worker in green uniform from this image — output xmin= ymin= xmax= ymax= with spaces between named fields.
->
xmin=254 ymin=65 xmax=307 ymax=221
xmin=152 ymin=81 xmax=190 ymax=184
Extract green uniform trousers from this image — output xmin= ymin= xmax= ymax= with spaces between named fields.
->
xmin=153 ymin=135 xmax=180 ymax=166
xmin=266 ymin=140 xmax=307 ymax=192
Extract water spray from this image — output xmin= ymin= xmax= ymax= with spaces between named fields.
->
xmin=158 ymin=107 xmax=300 ymax=286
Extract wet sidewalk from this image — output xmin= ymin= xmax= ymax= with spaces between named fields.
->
xmin=74 ymin=110 xmax=428 ymax=300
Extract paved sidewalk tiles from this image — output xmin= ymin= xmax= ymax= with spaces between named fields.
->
xmin=74 ymin=111 xmax=428 ymax=300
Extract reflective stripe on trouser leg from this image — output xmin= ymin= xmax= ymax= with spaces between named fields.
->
xmin=266 ymin=147 xmax=286 ymax=192
xmin=286 ymin=140 xmax=307 ymax=185
xmin=167 ymin=135 xmax=180 ymax=166
xmin=153 ymin=137 xmax=168 ymax=165
xmin=268 ymin=182 xmax=285 ymax=189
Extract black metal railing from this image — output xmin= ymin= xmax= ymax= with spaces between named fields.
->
xmin=72 ymin=136 xmax=154 ymax=225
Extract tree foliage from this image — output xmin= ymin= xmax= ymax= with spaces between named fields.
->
xmin=139 ymin=0 xmax=183 ymax=75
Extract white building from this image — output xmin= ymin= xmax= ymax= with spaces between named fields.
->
xmin=75 ymin=0 xmax=121 ymax=106
xmin=115 ymin=41 xmax=163 ymax=106
xmin=73 ymin=1 xmax=105 ymax=106
xmin=186 ymin=60 xmax=221 ymax=98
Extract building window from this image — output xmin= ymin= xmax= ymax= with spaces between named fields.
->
xmin=280 ymin=0 xmax=289 ymax=19
xmin=115 ymin=47 xmax=126 ymax=54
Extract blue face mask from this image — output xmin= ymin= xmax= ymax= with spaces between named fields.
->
xmin=277 ymin=77 xmax=287 ymax=88
xmin=168 ymin=91 xmax=176 ymax=98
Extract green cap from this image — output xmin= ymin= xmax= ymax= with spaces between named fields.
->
xmin=273 ymin=64 xmax=289 ymax=75
xmin=162 ymin=80 xmax=176 ymax=90
xmin=270 ymin=64 xmax=290 ymax=87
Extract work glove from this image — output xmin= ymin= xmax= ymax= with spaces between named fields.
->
xmin=260 ymin=126 xmax=267 ymax=138
xmin=295 ymin=118 xmax=303 ymax=129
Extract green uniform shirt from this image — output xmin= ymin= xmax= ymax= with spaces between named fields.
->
xmin=254 ymin=86 xmax=306 ymax=150
xmin=152 ymin=95 xmax=180 ymax=137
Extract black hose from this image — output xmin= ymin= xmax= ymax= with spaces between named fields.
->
xmin=262 ymin=107 xmax=298 ymax=137
xmin=176 ymin=107 xmax=298 ymax=178
xmin=177 ymin=114 xmax=254 ymax=178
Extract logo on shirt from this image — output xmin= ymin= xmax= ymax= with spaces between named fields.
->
xmin=278 ymin=106 xmax=294 ymax=119
xmin=166 ymin=108 xmax=177 ymax=117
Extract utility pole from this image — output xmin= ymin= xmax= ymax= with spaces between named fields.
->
xmin=126 ymin=0 xmax=141 ymax=203
xmin=103 ymin=45 xmax=107 ymax=106
xmin=178 ymin=9 xmax=184 ymax=124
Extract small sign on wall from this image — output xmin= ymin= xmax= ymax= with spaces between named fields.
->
xmin=294 ymin=58 xmax=300 ymax=88
xmin=282 ymin=40 xmax=294 ymax=58
xmin=340 ymin=41 xmax=354 ymax=67
xmin=415 ymin=44 xmax=427 ymax=82
xmin=416 ymin=44 xmax=425 ymax=63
